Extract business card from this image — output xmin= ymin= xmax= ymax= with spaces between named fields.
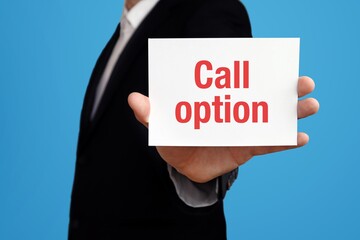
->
xmin=148 ymin=38 xmax=299 ymax=146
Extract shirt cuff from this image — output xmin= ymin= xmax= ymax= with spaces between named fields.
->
xmin=167 ymin=164 xmax=218 ymax=207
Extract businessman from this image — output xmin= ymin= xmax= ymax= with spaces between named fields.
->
xmin=68 ymin=0 xmax=320 ymax=239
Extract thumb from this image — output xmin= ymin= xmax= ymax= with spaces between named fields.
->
xmin=128 ymin=92 xmax=150 ymax=128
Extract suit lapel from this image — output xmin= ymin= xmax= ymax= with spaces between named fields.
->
xmin=78 ymin=0 xmax=188 ymax=154
xmin=89 ymin=0 xmax=180 ymax=128
xmin=77 ymin=24 xmax=120 ymax=153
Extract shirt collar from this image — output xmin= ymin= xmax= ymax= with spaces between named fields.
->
xmin=122 ymin=0 xmax=160 ymax=30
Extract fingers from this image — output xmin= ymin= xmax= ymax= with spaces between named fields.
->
xmin=127 ymin=92 xmax=150 ymax=128
xmin=250 ymin=132 xmax=309 ymax=157
xmin=297 ymin=132 xmax=310 ymax=147
xmin=298 ymin=97 xmax=320 ymax=119
xmin=298 ymin=76 xmax=315 ymax=98
xmin=297 ymin=76 xmax=319 ymax=119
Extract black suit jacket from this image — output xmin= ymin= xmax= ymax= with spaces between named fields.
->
xmin=68 ymin=0 xmax=252 ymax=239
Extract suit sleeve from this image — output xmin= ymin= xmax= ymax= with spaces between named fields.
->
xmin=167 ymin=0 xmax=252 ymax=207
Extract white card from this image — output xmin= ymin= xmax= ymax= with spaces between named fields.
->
xmin=148 ymin=38 xmax=299 ymax=146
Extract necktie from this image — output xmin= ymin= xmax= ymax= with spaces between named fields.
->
xmin=90 ymin=14 xmax=133 ymax=120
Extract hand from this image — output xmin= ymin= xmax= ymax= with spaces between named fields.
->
xmin=128 ymin=76 xmax=320 ymax=183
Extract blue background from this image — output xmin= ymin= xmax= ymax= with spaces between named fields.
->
xmin=0 ymin=0 xmax=359 ymax=239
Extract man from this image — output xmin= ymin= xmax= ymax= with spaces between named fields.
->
xmin=68 ymin=0 xmax=320 ymax=239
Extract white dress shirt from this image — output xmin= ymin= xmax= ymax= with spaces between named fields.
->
xmin=91 ymin=0 xmax=219 ymax=207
